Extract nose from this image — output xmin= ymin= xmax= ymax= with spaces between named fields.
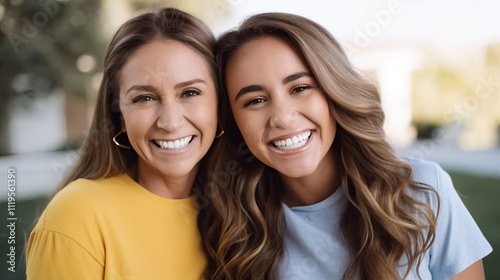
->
xmin=269 ymin=97 xmax=297 ymax=128
xmin=156 ymin=102 xmax=184 ymax=131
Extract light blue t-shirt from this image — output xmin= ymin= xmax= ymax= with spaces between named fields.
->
xmin=280 ymin=158 xmax=492 ymax=280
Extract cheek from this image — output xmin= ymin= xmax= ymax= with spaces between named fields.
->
xmin=191 ymin=101 xmax=218 ymax=133
xmin=230 ymin=103 xmax=267 ymax=147
xmin=311 ymin=94 xmax=332 ymax=119
xmin=327 ymin=118 xmax=337 ymax=140
xmin=233 ymin=111 xmax=252 ymax=137
xmin=316 ymin=98 xmax=337 ymax=140
xmin=234 ymin=116 xmax=265 ymax=150
xmin=122 ymin=109 xmax=153 ymax=135
xmin=321 ymin=103 xmax=336 ymax=132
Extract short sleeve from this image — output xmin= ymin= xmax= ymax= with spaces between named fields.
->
xmin=428 ymin=164 xmax=492 ymax=280
xmin=26 ymin=229 xmax=104 ymax=280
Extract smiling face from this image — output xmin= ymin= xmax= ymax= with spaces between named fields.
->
xmin=225 ymin=36 xmax=337 ymax=179
xmin=119 ymin=39 xmax=217 ymax=182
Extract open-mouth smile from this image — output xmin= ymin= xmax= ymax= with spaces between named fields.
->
xmin=152 ymin=136 xmax=194 ymax=150
xmin=271 ymin=131 xmax=311 ymax=150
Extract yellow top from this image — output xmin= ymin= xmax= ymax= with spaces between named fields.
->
xmin=26 ymin=174 xmax=206 ymax=280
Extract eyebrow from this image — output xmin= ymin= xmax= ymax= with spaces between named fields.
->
xmin=174 ymin=79 xmax=206 ymax=90
xmin=125 ymin=79 xmax=206 ymax=95
xmin=125 ymin=85 xmax=157 ymax=95
xmin=234 ymin=71 xmax=312 ymax=101
xmin=234 ymin=85 xmax=264 ymax=101
xmin=282 ymin=72 xmax=312 ymax=84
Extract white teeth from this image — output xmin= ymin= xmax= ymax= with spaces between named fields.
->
xmin=154 ymin=136 xmax=193 ymax=150
xmin=272 ymin=131 xmax=311 ymax=150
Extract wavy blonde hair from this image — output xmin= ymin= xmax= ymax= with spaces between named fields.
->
xmin=57 ymin=8 xmax=217 ymax=188
xmin=199 ymin=12 xmax=439 ymax=280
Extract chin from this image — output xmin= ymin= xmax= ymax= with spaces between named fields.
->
xmin=276 ymin=164 xmax=318 ymax=179
xmin=158 ymin=163 xmax=197 ymax=178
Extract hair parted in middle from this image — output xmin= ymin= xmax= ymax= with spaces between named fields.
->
xmin=198 ymin=12 xmax=439 ymax=280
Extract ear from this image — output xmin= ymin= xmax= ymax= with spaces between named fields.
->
xmin=120 ymin=115 xmax=127 ymax=133
xmin=113 ymin=95 xmax=126 ymax=133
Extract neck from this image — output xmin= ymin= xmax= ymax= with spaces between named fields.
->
xmin=280 ymin=148 xmax=342 ymax=207
xmin=136 ymin=162 xmax=198 ymax=199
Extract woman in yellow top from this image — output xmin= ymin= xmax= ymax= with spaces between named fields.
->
xmin=26 ymin=8 xmax=219 ymax=280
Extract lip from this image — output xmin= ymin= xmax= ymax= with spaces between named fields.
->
xmin=268 ymin=130 xmax=314 ymax=155
xmin=150 ymin=136 xmax=196 ymax=155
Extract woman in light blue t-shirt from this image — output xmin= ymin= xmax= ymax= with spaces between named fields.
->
xmin=197 ymin=12 xmax=492 ymax=280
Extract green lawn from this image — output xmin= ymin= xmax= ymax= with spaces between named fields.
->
xmin=447 ymin=170 xmax=500 ymax=279
xmin=0 ymin=170 xmax=498 ymax=280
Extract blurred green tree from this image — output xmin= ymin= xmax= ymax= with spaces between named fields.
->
xmin=0 ymin=0 xmax=106 ymax=155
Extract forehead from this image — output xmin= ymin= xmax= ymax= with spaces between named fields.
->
xmin=120 ymin=39 xmax=212 ymax=85
xmin=225 ymin=36 xmax=309 ymax=79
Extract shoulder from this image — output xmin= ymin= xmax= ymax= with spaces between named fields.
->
xmin=401 ymin=157 xmax=457 ymax=213
xmin=34 ymin=174 xmax=131 ymax=233
xmin=401 ymin=160 xmax=494 ymax=278
xmin=49 ymin=174 xmax=130 ymax=211
xmin=404 ymin=157 xmax=443 ymax=186
xmin=55 ymin=174 xmax=131 ymax=201
xmin=28 ymin=174 xmax=136 ymax=272
xmin=403 ymin=157 xmax=452 ymax=193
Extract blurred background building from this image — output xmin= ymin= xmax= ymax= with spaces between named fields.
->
xmin=0 ymin=0 xmax=499 ymax=279
xmin=2 ymin=0 xmax=500 ymax=155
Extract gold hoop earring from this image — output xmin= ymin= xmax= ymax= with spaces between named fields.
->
xmin=112 ymin=131 xmax=131 ymax=149
xmin=215 ymin=123 xmax=225 ymax=139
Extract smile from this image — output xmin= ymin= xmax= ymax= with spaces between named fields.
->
xmin=153 ymin=136 xmax=194 ymax=150
xmin=272 ymin=131 xmax=311 ymax=150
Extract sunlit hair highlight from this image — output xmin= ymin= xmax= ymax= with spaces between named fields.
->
xmin=200 ymin=12 xmax=439 ymax=280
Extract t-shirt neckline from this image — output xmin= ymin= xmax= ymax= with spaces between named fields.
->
xmin=284 ymin=184 xmax=344 ymax=212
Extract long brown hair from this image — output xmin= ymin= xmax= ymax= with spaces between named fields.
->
xmin=58 ymin=8 xmax=217 ymax=188
xmin=199 ymin=13 xmax=439 ymax=280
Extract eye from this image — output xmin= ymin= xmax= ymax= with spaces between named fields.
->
xmin=291 ymin=85 xmax=311 ymax=94
xmin=132 ymin=95 xmax=155 ymax=103
xmin=243 ymin=97 xmax=266 ymax=107
xmin=182 ymin=89 xmax=201 ymax=97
